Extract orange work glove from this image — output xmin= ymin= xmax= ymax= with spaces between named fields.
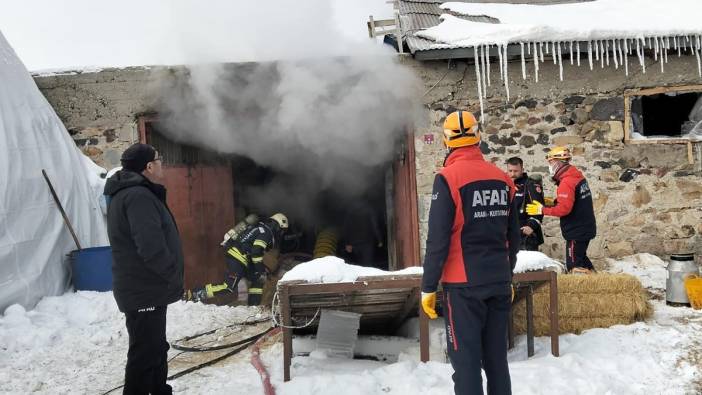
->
xmin=421 ymin=292 xmax=438 ymax=319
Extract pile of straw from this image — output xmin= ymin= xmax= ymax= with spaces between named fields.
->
xmin=512 ymin=273 xmax=652 ymax=335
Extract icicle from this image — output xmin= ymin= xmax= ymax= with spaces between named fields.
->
xmin=557 ymin=42 xmax=563 ymax=81
xmin=502 ymin=44 xmax=510 ymax=101
xmin=653 ymin=36 xmax=658 ymax=61
xmin=533 ymin=41 xmax=540 ymax=83
xmin=545 ymin=41 xmax=550 ymax=55
xmin=552 ymin=42 xmax=557 ymax=64
xmin=539 ymin=42 xmax=544 ymax=62
xmin=473 ymin=47 xmax=485 ymax=122
xmin=660 ymin=38 xmax=665 ymax=73
xmin=594 ymin=40 xmax=599 ymax=60
xmin=520 ymin=42 xmax=526 ymax=80
xmin=588 ymin=41 xmax=593 ymax=70
xmin=481 ymin=45 xmax=488 ymax=95
xmin=577 ymin=42 xmax=581 ymax=66
xmin=497 ymin=43 xmax=504 ymax=80
xmin=663 ymin=37 xmax=668 ymax=64
xmin=611 ymin=40 xmax=618 ymax=69
xmin=638 ymin=38 xmax=646 ymax=74
xmin=617 ymin=39 xmax=624 ymax=70
xmin=569 ymin=41 xmax=573 ymax=65
xmin=600 ymin=40 xmax=605 ymax=68
xmin=605 ymin=40 xmax=610 ymax=67
xmin=623 ymin=39 xmax=629 ymax=76
xmin=485 ymin=45 xmax=491 ymax=87
xmin=697 ymin=36 xmax=702 ymax=78
xmin=527 ymin=42 xmax=531 ymax=55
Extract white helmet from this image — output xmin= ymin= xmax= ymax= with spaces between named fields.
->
xmin=270 ymin=213 xmax=288 ymax=229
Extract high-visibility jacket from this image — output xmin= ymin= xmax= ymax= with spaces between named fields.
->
xmin=223 ymin=221 xmax=276 ymax=275
xmin=543 ymin=165 xmax=597 ymax=241
xmin=422 ymin=146 xmax=520 ymax=293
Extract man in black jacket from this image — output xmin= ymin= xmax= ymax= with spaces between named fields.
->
xmin=506 ymin=157 xmax=545 ymax=251
xmin=105 ymin=143 xmax=183 ymax=395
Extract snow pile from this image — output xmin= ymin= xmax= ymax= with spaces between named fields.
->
xmin=279 ymin=256 xmax=423 ymax=284
xmin=0 ymin=31 xmax=108 ymax=313
xmin=606 ymin=253 xmax=668 ymax=290
xmin=514 ymin=250 xmax=565 ymax=274
xmin=415 ymin=0 xmax=702 ymax=120
xmin=2 ymin=253 xmax=701 ymax=394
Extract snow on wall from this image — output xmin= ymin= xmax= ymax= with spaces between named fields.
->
xmin=0 ymin=31 xmax=108 ymax=313
xmin=415 ymin=0 xmax=702 ymax=119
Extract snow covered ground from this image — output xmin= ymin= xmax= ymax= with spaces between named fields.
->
xmin=1 ymin=254 xmax=701 ymax=394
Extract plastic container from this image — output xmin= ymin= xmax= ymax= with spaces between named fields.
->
xmin=69 ymin=246 xmax=113 ymax=291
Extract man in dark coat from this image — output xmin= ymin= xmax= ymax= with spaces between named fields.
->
xmin=505 ymin=157 xmax=545 ymax=251
xmin=105 ymin=143 xmax=184 ymax=395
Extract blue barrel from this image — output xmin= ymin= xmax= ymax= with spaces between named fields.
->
xmin=70 ymin=246 xmax=113 ymax=291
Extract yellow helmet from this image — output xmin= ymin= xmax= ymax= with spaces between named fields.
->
xmin=443 ymin=111 xmax=480 ymax=149
xmin=270 ymin=213 xmax=289 ymax=229
xmin=545 ymin=146 xmax=572 ymax=161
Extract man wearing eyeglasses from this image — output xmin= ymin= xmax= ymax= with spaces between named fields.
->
xmin=105 ymin=143 xmax=183 ymax=395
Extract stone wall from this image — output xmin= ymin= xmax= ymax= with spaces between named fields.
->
xmin=33 ymin=67 xmax=153 ymax=169
xmin=405 ymin=54 xmax=702 ymax=263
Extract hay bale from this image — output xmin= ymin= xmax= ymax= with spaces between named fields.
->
xmin=512 ymin=273 xmax=652 ymax=335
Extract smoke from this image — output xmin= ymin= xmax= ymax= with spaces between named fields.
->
xmin=149 ymin=0 xmax=425 ymax=221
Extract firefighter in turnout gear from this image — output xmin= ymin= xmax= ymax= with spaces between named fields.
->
xmin=506 ymin=157 xmax=545 ymax=251
xmin=421 ymin=110 xmax=519 ymax=395
xmin=185 ymin=213 xmax=288 ymax=305
xmin=526 ymin=147 xmax=597 ymax=274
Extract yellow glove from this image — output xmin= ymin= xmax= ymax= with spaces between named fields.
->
xmin=421 ymin=292 xmax=438 ymax=319
xmin=525 ymin=201 xmax=543 ymax=216
xmin=544 ymin=197 xmax=555 ymax=207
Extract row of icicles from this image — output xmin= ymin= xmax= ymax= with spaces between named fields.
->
xmin=472 ymin=35 xmax=702 ymax=121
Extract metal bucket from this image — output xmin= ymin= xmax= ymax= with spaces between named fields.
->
xmin=666 ymin=253 xmax=700 ymax=304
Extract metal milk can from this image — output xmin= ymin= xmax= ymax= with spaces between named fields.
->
xmin=666 ymin=253 xmax=700 ymax=304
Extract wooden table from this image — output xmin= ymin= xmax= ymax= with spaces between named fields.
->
xmin=510 ymin=270 xmax=560 ymax=357
xmin=277 ymin=274 xmax=429 ymax=382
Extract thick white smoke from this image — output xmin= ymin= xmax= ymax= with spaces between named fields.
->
xmin=149 ymin=0 xmax=425 ymax=220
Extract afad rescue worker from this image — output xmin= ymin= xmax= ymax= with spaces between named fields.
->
xmin=421 ymin=111 xmax=520 ymax=395
xmin=185 ymin=213 xmax=288 ymax=305
xmin=526 ymin=146 xmax=597 ymax=274
xmin=506 ymin=157 xmax=545 ymax=251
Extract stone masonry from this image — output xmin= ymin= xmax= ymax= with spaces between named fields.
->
xmin=404 ymin=54 xmax=702 ymax=264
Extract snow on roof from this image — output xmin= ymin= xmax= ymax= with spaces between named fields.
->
xmin=419 ymin=0 xmax=702 ymax=47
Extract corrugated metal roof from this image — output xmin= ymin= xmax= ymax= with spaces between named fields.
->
xmin=399 ymin=2 xmax=441 ymax=15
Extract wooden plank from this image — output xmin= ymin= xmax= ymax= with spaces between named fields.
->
xmin=549 ymin=271 xmax=560 ymax=357
xmin=623 ymin=95 xmax=631 ymax=142
xmin=284 ymin=277 xmax=421 ymax=296
xmin=281 ymin=286 xmax=292 ymax=382
xmin=419 ymin=304 xmax=430 ymax=362
xmin=688 ymin=141 xmax=694 ymax=164
xmin=526 ymin=285 xmax=535 ymax=357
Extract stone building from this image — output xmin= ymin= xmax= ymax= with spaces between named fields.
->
xmin=33 ymin=33 xmax=702 ymax=271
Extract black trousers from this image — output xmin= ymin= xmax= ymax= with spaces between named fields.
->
xmin=123 ymin=306 xmax=172 ymax=395
xmin=520 ymin=236 xmax=540 ymax=251
xmin=565 ymin=239 xmax=594 ymax=272
xmin=224 ymin=256 xmax=265 ymax=306
xmin=443 ymin=285 xmax=512 ymax=395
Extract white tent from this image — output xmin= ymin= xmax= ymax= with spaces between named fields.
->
xmin=0 ymin=31 xmax=108 ymax=313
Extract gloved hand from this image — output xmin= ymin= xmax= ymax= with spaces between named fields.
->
xmin=421 ymin=292 xmax=438 ymax=319
xmin=525 ymin=201 xmax=543 ymax=216
xmin=544 ymin=197 xmax=555 ymax=207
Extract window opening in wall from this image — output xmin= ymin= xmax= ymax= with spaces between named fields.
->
xmin=627 ymin=88 xmax=702 ymax=141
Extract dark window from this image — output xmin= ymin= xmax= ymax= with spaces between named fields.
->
xmin=630 ymin=91 xmax=702 ymax=138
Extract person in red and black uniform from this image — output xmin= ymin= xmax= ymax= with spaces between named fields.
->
xmin=421 ymin=111 xmax=520 ymax=395
xmin=506 ymin=157 xmax=545 ymax=251
xmin=526 ymin=146 xmax=597 ymax=274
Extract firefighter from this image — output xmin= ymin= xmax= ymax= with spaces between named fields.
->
xmin=506 ymin=157 xmax=545 ymax=251
xmin=421 ymin=110 xmax=520 ymax=395
xmin=526 ymin=146 xmax=597 ymax=274
xmin=185 ymin=213 xmax=288 ymax=305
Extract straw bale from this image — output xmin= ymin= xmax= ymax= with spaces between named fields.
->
xmin=512 ymin=273 xmax=652 ymax=335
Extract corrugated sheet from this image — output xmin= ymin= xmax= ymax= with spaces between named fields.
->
xmin=399 ymin=2 xmax=441 ymax=14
